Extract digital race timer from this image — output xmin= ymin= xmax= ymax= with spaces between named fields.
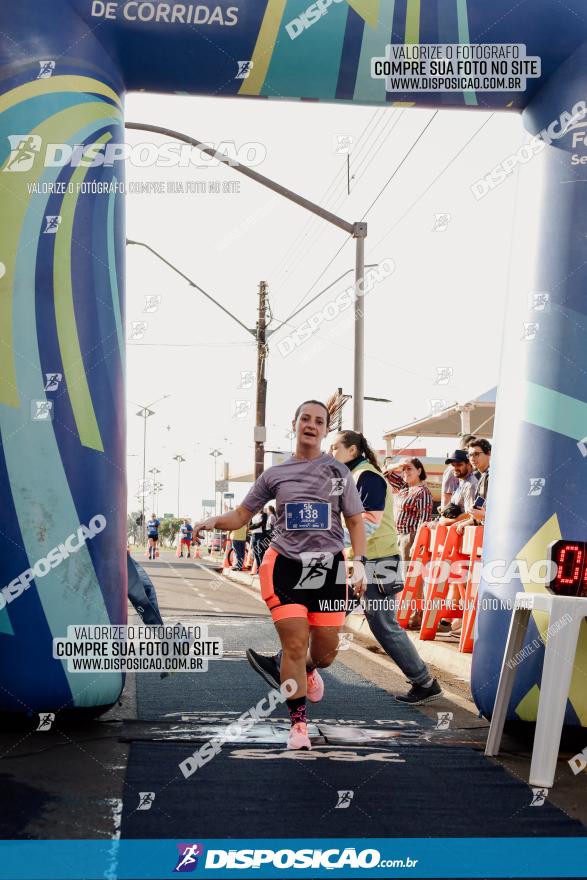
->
xmin=548 ymin=540 xmax=587 ymax=597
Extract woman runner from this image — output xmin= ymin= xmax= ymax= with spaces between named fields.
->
xmin=146 ymin=513 xmax=160 ymax=560
xmin=192 ymin=400 xmax=367 ymax=751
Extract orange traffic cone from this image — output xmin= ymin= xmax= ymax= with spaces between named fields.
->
xmin=251 ymin=555 xmax=258 ymax=575
xmin=222 ymin=539 xmax=233 ymax=570
xmin=243 ymin=545 xmax=253 ymax=571
xmin=195 ymin=543 xmax=202 ymax=560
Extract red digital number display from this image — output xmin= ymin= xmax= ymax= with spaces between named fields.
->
xmin=548 ymin=540 xmax=587 ymax=597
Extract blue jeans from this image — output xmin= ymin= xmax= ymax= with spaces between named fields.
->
xmin=362 ymin=555 xmax=430 ymax=687
xmin=251 ymin=533 xmax=268 ymax=569
xmin=232 ymin=539 xmax=246 ymax=569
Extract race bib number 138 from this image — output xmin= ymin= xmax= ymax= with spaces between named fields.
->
xmin=285 ymin=502 xmax=331 ymax=530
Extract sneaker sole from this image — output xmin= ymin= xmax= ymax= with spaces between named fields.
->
xmin=395 ymin=690 xmax=443 ymax=705
xmin=245 ymin=649 xmax=280 ymax=691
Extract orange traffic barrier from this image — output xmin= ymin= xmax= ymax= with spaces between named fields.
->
xmin=420 ymin=525 xmax=468 ymax=640
xmin=396 ymin=524 xmax=433 ymax=628
xmin=222 ymin=539 xmax=233 ymax=570
xmin=459 ymin=525 xmax=484 ymax=653
xmin=243 ymin=545 xmax=253 ymax=571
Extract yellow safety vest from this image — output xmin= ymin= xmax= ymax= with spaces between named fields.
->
xmin=230 ymin=524 xmax=248 ymax=541
xmin=351 ymin=459 xmax=400 ymax=560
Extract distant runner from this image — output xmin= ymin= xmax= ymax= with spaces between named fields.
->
xmin=178 ymin=518 xmax=193 ymax=558
xmin=146 ymin=513 xmax=160 ymax=560
xmin=192 ymin=400 xmax=367 ymax=751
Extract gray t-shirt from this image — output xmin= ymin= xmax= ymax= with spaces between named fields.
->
xmin=452 ymin=473 xmax=478 ymax=513
xmin=241 ymin=453 xmax=364 ymax=560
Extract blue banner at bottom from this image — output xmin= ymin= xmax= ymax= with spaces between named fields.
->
xmin=0 ymin=838 xmax=586 ymax=879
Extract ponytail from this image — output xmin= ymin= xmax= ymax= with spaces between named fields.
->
xmin=337 ymin=430 xmax=382 ymax=472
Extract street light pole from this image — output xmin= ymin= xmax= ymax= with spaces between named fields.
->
xmin=134 ymin=394 xmax=170 ymax=543
xmin=255 ymin=281 xmax=268 ymax=480
xmin=149 ymin=467 xmax=161 ymax=513
xmin=126 ymin=122 xmax=370 ymax=430
xmin=138 ymin=407 xmax=154 ymax=544
xmin=210 ymin=449 xmax=222 ymax=515
xmin=354 ymin=225 xmax=367 ymax=432
xmin=173 ymin=454 xmax=186 ymax=517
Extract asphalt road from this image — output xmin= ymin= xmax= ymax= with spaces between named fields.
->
xmin=0 ymin=549 xmax=585 ymax=856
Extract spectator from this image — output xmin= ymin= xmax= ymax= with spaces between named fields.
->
xmin=437 ymin=450 xmax=478 ymax=525
xmin=439 ymin=444 xmax=490 ymax=641
xmin=250 ymin=508 xmax=270 ymax=569
xmin=441 ymin=434 xmax=477 ymax=508
xmin=331 ymin=431 xmax=442 ymax=704
xmin=442 ymin=441 xmax=492 ymax=638
xmin=230 ymin=523 xmax=248 ymax=571
xmin=456 ymin=439 xmax=492 ymax=532
xmin=384 ymin=458 xmax=433 ymax=561
xmin=385 ymin=457 xmax=433 ymax=630
xmin=266 ymin=504 xmax=277 ymax=533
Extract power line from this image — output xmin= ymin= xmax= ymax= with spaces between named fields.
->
xmin=360 ymin=110 xmax=438 ymax=220
xmin=370 ymin=113 xmax=495 ymax=251
xmin=268 ymin=109 xmax=385 ymax=290
xmin=346 ymin=109 xmax=404 ymax=189
xmin=275 ymin=111 xmax=401 ymax=289
xmin=283 ymin=111 xmax=438 ymax=322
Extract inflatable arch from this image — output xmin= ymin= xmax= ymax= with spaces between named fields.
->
xmin=1 ymin=0 xmax=587 ymax=725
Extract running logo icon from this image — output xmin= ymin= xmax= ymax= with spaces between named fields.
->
xmin=235 ymin=60 xmax=253 ymax=79
xmin=36 ymin=713 xmax=55 ymax=731
xmin=129 ymin=321 xmax=148 ymax=340
xmin=238 ymin=370 xmax=255 ymax=389
xmin=521 ymin=321 xmax=539 ymax=341
xmin=530 ymin=788 xmax=548 ymax=807
xmin=333 ymin=134 xmax=353 ymax=154
xmin=528 ymin=478 xmax=545 ymax=497
xmin=297 ymin=552 xmax=334 ymax=589
xmin=435 ymin=711 xmax=453 ymax=730
xmin=232 ymin=399 xmax=251 ymax=419
xmin=4 ymin=135 xmax=42 ymax=173
xmin=434 ymin=366 xmax=453 ymax=385
xmin=143 ymin=295 xmax=161 ymax=313
xmin=529 ymin=291 xmax=550 ymax=312
xmin=329 ymin=477 xmax=346 ymax=496
xmin=137 ymin=792 xmax=155 ymax=811
xmin=44 ymin=216 xmax=62 ymax=234
xmin=44 ymin=372 xmax=63 ymax=392
xmin=38 ymin=60 xmax=56 ymax=78
xmin=174 ymin=843 xmax=204 ymax=872
xmin=335 ymin=790 xmax=354 ymax=809
xmin=432 ymin=212 xmax=451 ymax=232
xmin=31 ymin=400 xmax=54 ymax=421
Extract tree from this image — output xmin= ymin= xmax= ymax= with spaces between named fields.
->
xmin=159 ymin=517 xmax=182 ymax=548
xmin=127 ymin=511 xmax=141 ymax=545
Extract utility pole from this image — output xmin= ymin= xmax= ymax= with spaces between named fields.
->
xmin=254 ymin=280 xmax=268 ymax=480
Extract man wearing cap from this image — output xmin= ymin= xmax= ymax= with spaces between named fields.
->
xmin=437 ymin=449 xmax=478 ymax=525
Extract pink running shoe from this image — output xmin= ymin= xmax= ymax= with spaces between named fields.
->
xmin=287 ymin=722 xmax=311 ymax=750
xmin=306 ymin=668 xmax=324 ymax=703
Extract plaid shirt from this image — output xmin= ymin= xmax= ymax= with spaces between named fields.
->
xmin=385 ymin=472 xmax=433 ymax=534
